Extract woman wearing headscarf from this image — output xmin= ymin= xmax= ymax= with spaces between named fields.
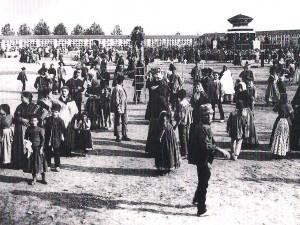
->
xmin=12 ymin=92 xmax=40 ymax=169
xmin=55 ymin=86 xmax=78 ymax=156
xmin=220 ymin=66 xmax=234 ymax=104
xmin=0 ymin=104 xmax=13 ymax=165
xmin=235 ymin=82 xmax=259 ymax=148
xmin=265 ymin=70 xmax=280 ymax=106
xmin=270 ymin=94 xmax=294 ymax=158
xmin=145 ymin=70 xmax=170 ymax=157
xmin=155 ymin=111 xmax=180 ymax=174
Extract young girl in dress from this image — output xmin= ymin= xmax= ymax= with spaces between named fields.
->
xmin=23 ymin=115 xmax=48 ymax=185
xmin=155 ymin=111 xmax=180 ymax=174
xmin=74 ymin=112 xmax=93 ymax=156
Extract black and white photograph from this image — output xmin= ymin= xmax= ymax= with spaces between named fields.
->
xmin=0 ymin=0 xmax=299 ymax=224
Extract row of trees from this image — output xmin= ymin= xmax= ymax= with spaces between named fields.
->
xmin=1 ymin=20 xmax=123 ymax=36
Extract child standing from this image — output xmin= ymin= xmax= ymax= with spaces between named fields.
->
xmin=17 ymin=67 xmax=28 ymax=91
xmin=188 ymin=104 xmax=230 ymax=216
xmin=23 ymin=115 xmax=48 ymax=185
xmin=75 ymin=112 xmax=93 ymax=156
xmin=226 ymin=100 xmax=247 ymax=160
xmin=207 ymin=72 xmax=224 ymax=122
xmin=44 ymin=104 xmax=65 ymax=172
xmin=100 ymin=86 xmax=112 ymax=130
xmin=174 ymin=89 xmax=192 ymax=158
xmin=155 ymin=111 xmax=181 ymax=174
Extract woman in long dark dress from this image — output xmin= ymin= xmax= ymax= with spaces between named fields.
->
xmin=145 ymin=72 xmax=170 ymax=157
xmin=235 ymin=82 xmax=259 ymax=148
xmin=155 ymin=111 xmax=180 ymax=173
xmin=291 ymin=84 xmax=300 ymax=151
xmin=12 ymin=92 xmax=40 ymax=169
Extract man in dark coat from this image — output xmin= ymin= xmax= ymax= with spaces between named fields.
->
xmin=66 ymin=70 xmax=85 ymax=114
xmin=17 ymin=67 xmax=28 ymax=91
xmin=188 ymin=104 xmax=230 ymax=216
xmin=44 ymin=103 xmax=65 ymax=171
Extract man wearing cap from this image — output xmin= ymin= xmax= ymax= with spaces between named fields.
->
xmin=191 ymin=61 xmax=202 ymax=85
xmin=57 ymin=62 xmax=67 ymax=93
xmin=34 ymin=65 xmax=53 ymax=100
xmin=44 ymin=103 xmax=65 ymax=172
xmin=111 ymin=76 xmax=130 ymax=142
xmin=17 ymin=67 xmax=28 ymax=91
xmin=188 ymin=103 xmax=230 ymax=216
xmin=168 ymin=64 xmax=183 ymax=110
xmin=66 ymin=70 xmax=85 ymax=115
xmin=239 ymin=64 xmax=255 ymax=85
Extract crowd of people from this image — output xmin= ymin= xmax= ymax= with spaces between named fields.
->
xmin=1 ymin=42 xmax=300 ymax=216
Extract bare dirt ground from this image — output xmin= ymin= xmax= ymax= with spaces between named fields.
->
xmin=0 ymin=57 xmax=299 ymax=225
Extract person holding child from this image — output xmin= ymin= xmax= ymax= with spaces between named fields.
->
xmin=74 ymin=112 xmax=93 ymax=156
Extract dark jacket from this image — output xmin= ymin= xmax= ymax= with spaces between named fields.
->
xmin=188 ymin=123 xmax=218 ymax=165
xmin=66 ymin=78 xmax=85 ymax=100
xmin=44 ymin=116 xmax=65 ymax=149
xmin=25 ymin=126 xmax=45 ymax=148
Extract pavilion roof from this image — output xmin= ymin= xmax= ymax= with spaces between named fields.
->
xmin=228 ymin=14 xmax=253 ymax=26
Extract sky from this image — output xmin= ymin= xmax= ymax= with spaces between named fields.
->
xmin=0 ymin=0 xmax=299 ymax=35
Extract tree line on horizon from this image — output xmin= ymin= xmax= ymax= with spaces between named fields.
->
xmin=1 ymin=20 xmax=123 ymax=36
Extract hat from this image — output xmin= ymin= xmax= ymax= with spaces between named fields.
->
xmin=61 ymin=86 xmax=69 ymax=91
xmin=169 ymin=64 xmax=176 ymax=71
xmin=51 ymin=103 xmax=61 ymax=112
xmin=159 ymin=110 xmax=170 ymax=120
xmin=22 ymin=91 xmax=33 ymax=101
xmin=81 ymin=111 xmax=88 ymax=117
xmin=199 ymin=104 xmax=214 ymax=116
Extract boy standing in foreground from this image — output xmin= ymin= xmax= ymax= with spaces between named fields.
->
xmin=188 ymin=103 xmax=230 ymax=216
xmin=44 ymin=103 xmax=65 ymax=172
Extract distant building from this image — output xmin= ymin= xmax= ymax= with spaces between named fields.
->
xmin=0 ymin=35 xmax=198 ymax=50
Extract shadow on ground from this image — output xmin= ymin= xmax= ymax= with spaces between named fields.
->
xmin=62 ymin=164 xmax=158 ymax=177
xmin=89 ymin=148 xmax=149 ymax=158
xmin=10 ymin=190 xmax=195 ymax=217
xmin=93 ymin=138 xmax=145 ymax=150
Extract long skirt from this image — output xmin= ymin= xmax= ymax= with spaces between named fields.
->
xmin=155 ymin=125 xmax=181 ymax=171
xmin=62 ymin=118 xmax=77 ymax=156
xmin=290 ymin=111 xmax=300 ymax=151
xmin=12 ymin=124 xmax=27 ymax=169
xmin=0 ymin=128 xmax=14 ymax=164
xmin=293 ymin=69 xmax=300 ymax=84
xmin=265 ymin=83 xmax=280 ymax=105
xmin=243 ymin=108 xmax=259 ymax=148
xmin=86 ymin=97 xmax=100 ymax=129
xmin=271 ymin=118 xmax=290 ymax=156
xmin=145 ymin=118 xmax=159 ymax=157
xmin=23 ymin=146 xmax=48 ymax=174
xmin=78 ymin=130 xmax=93 ymax=152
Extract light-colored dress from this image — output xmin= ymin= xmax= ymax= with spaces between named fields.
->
xmin=220 ymin=70 xmax=235 ymax=95
xmin=0 ymin=127 xmax=14 ymax=164
xmin=293 ymin=68 xmax=300 ymax=84
xmin=271 ymin=118 xmax=290 ymax=156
